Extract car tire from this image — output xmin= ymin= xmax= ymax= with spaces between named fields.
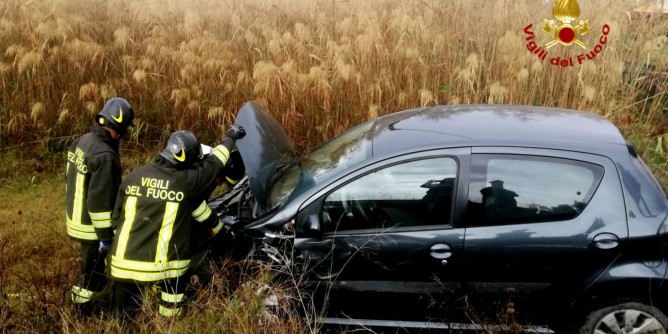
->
xmin=579 ymin=301 xmax=668 ymax=334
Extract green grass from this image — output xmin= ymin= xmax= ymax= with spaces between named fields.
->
xmin=0 ymin=174 xmax=74 ymax=332
xmin=0 ymin=164 xmax=304 ymax=333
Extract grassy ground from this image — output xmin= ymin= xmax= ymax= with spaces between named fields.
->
xmin=0 ymin=161 xmax=306 ymax=333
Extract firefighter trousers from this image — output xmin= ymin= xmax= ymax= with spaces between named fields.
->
xmin=113 ymin=277 xmax=187 ymax=319
xmin=71 ymin=242 xmax=108 ymax=314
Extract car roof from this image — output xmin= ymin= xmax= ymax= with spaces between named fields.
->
xmin=371 ymin=104 xmax=627 ymax=156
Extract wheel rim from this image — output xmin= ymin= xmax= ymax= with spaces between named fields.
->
xmin=594 ymin=309 xmax=666 ymax=334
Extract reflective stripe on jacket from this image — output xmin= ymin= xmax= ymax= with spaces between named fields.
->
xmin=65 ymin=123 xmax=120 ymax=242
xmin=110 ymin=143 xmax=231 ymax=283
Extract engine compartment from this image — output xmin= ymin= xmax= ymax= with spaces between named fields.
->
xmin=205 ymin=178 xmax=296 ymax=264
xmin=209 ymin=179 xmax=256 ymax=230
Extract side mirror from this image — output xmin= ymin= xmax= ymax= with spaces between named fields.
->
xmin=302 ymin=214 xmax=321 ymax=236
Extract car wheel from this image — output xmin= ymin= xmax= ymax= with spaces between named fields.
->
xmin=579 ymin=302 xmax=668 ymax=334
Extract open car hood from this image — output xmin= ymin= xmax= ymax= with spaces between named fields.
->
xmin=234 ymin=101 xmax=297 ymax=214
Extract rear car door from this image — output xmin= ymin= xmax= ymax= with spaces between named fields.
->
xmin=462 ymin=147 xmax=628 ymax=317
xmin=293 ymin=148 xmax=469 ymax=320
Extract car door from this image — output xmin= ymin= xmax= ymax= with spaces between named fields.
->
xmin=462 ymin=147 xmax=628 ymax=313
xmin=293 ymin=149 xmax=469 ymax=319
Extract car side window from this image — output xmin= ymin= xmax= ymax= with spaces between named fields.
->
xmin=466 ymin=154 xmax=604 ymax=226
xmin=322 ymin=157 xmax=458 ymax=233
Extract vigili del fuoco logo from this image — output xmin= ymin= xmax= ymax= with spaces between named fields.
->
xmin=523 ymin=0 xmax=610 ymax=67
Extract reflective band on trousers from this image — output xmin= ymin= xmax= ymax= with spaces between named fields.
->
xmin=72 ymin=285 xmax=94 ymax=304
xmin=161 ymin=291 xmax=184 ymax=303
xmin=159 ymin=304 xmax=182 ymax=317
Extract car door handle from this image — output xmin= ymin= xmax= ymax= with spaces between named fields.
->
xmin=430 ymin=243 xmax=452 ymax=259
xmin=593 ymin=232 xmax=620 ymax=250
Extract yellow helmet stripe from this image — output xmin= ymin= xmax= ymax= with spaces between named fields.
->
xmin=173 ymin=148 xmax=186 ymax=162
xmin=110 ymin=107 xmax=123 ymax=123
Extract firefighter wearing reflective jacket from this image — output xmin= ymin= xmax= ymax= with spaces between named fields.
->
xmin=65 ymin=97 xmax=134 ymax=315
xmin=110 ymin=126 xmax=245 ymax=318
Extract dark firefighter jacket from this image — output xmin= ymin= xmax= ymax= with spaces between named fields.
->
xmin=65 ymin=123 xmax=120 ymax=243
xmin=109 ymin=142 xmax=232 ymax=283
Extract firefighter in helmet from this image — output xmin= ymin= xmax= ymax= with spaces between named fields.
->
xmin=109 ymin=126 xmax=245 ymax=318
xmin=65 ymin=97 xmax=134 ymax=315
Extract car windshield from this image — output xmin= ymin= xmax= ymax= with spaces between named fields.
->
xmin=266 ymin=121 xmax=373 ymax=210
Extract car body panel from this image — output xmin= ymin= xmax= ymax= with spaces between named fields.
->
xmin=392 ymin=106 xmax=623 ymax=142
xmin=211 ymin=102 xmax=668 ymax=328
xmin=615 ymin=152 xmax=668 ymax=236
xmin=372 ymin=105 xmax=627 ymax=159
xmin=235 ymin=101 xmax=296 ymax=214
xmin=292 ymin=149 xmax=470 ymax=287
xmin=462 ymin=148 xmax=628 ymax=306
xmin=294 ymin=229 xmax=466 ymax=283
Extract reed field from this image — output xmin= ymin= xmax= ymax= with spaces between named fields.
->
xmin=0 ymin=0 xmax=667 ymax=332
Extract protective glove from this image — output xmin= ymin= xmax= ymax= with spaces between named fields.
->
xmin=225 ymin=124 xmax=246 ymax=141
xmin=99 ymin=240 xmax=111 ymax=253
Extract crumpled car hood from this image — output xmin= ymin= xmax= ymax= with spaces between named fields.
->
xmin=234 ymin=101 xmax=296 ymax=215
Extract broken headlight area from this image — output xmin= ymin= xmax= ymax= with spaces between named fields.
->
xmin=200 ymin=180 xmax=256 ymax=260
xmin=206 ymin=178 xmax=295 ymax=264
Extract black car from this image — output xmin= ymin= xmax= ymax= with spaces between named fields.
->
xmin=208 ymin=101 xmax=668 ymax=333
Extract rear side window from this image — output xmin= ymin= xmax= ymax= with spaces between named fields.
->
xmin=467 ymin=154 xmax=604 ymax=226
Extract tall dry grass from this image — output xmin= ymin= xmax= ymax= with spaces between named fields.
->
xmin=0 ymin=0 xmax=665 ymax=165
xmin=0 ymin=0 xmax=667 ymax=332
